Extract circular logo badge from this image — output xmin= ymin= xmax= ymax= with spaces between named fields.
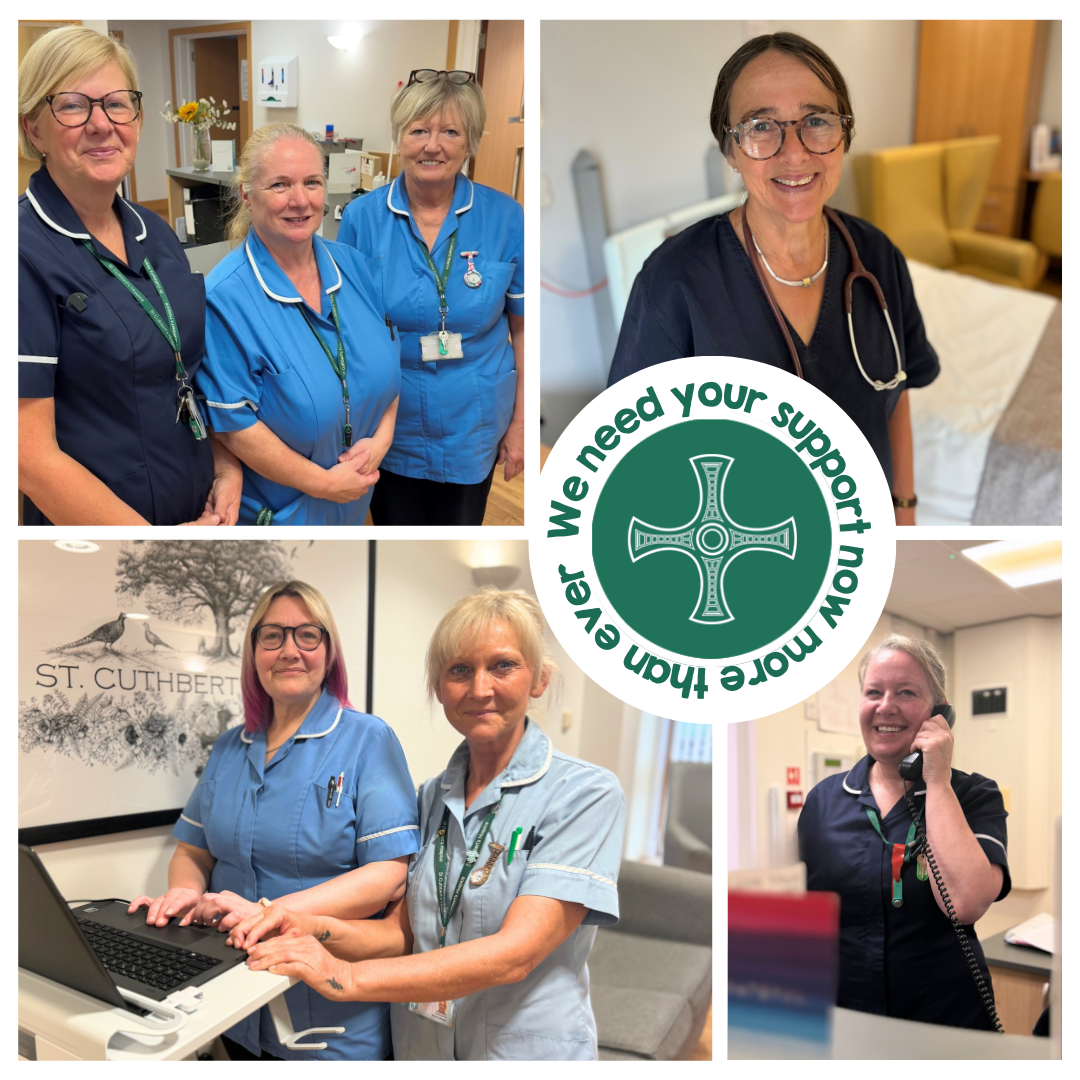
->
xmin=532 ymin=357 xmax=896 ymax=723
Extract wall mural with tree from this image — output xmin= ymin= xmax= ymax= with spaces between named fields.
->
xmin=19 ymin=539 xmax=367 ymax=839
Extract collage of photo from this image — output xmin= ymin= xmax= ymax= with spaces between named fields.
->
xmin=17 ymin=15 xmax=1062 ymax=1064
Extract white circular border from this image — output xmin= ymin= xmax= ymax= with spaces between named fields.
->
xmin=532 ymin=357 xmax=897 ymax=723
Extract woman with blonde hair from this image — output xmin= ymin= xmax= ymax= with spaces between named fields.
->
xmin=798 ymin=634 xmax=1008 ymax=1030
xmin=195 ymin=124 xmax=400 ymax=525
xmin=130 ymin=580 xmax=420 ymax=1059
xmin=338 ymin=71 xmax=525 ymax=525
xmin=18 ymin=25 xmax=242 ymax=525
xmin=229 ymin=588 xmax=626 ymax=1059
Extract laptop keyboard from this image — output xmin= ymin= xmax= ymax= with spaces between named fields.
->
xmin=77 ymin=918 xmax=223 ymax=993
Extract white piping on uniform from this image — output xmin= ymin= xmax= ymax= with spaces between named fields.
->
xmin=179 ymin=813 xmax=204 ymax=828
xmin=525 ymin=863 xmax=616 ymax=888
xmin=386 ymin=178 xmax=409 ymax=217
xmin=207 ymin=399 xmax=259 ymax=411
xmin=501 ymin=737 xmax=553 ymax=787
xmin=506 ymin=292 xmax=524 ymax=299
xmin=357 ymin=824 xmax=420 ymax=844
xmin=241 ymin=730 xmax=253 ymax=743
xmin=20 ymin=355 xmax=59 ymax=364
xmin=295 ymin=707 xmax=342 ymax=739
xmin=974 ymin=833 xmax=1007 ymax=854
xmin=25 ymin=187 xmax=91 ymax=239
xmin=454 ymin=178 xmax=474 ymax=214
xmin=842 ymin=767 xmax=862 ymax=795
xmin=246 ymin=238 xmax=301 ymax=303
xmin=120 ymin=199 xmax=148 ymax=241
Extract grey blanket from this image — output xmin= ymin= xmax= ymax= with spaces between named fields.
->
xmin=972 ymin=302 xmax=1062 ymax=524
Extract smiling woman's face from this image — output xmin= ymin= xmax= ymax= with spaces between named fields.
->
xmin=435 ymin=620 xmax=548 ymax=750
xmin=254 ymin=594 xmax=327 ymax=708
xmin=858 ymin=650 xmax=936 ymax=767
xmin=24 ymin=61 xmax=141 ymax=196
xmin=243 ymin=138 xmax=325 ymax=252
xmin=725 ymin=49 xmax=845 ymax=228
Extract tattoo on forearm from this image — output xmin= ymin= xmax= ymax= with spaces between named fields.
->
xmin=318 ymin=930 xmax=331 ymax=943
xmin=326 ymin=977 xmax=344 ymax=990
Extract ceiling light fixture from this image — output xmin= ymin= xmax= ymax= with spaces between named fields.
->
xmin=961 ymin=539 xmax=1062 ymax=588
xmin=54 ymin=540 xmax=99 ymax=553
xmin=328 ymin=24 xmax=364 ymax=51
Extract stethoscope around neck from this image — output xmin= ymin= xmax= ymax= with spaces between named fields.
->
xmin=742 ymin=205 xmax=906 ymax=392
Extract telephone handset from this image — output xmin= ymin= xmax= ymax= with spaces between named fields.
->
xmin=898 ymin=703 xmax=955 ymax=782
xmin=896 ymin=701 xmax=1003 ymax=1032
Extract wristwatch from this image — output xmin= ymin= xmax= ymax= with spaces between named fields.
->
xmin=892 ymin=493 xmax=917 ymax=510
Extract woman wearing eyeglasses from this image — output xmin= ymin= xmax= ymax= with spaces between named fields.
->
xmin=129 ymin=581 xmax=420 ymax=1060
xmin=337 ymin=69 xmax=525 ymax=526
xmin=609 ymin=33 xmax=939 ymax=526
xmin=18 ymin=26 xmax=242 ymax=525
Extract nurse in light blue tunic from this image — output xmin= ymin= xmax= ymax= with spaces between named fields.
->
xmin=337 ymin=70 xmax=524 ymax=526
xmin=129 ymin=581 xmax=420 ymax=1060
xmin=233 ymin=590 xmax=627 ymax=1061
xmin=196 ymin=124 xmax=400 ymax=526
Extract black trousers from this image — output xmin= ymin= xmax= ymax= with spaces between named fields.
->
xmin=370 ymin=465 xmax=496 ymax=526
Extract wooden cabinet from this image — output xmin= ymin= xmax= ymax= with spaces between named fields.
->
xmin=915 ymin=21 xmax=1050 ymax=236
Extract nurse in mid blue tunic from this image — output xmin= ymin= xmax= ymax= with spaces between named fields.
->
xmin=232 ymin=590 xmax=627 ymax=1061
xmin=18 ymin=27 xmax=242 ymax=525
xmin=337 ymin=71 xmax=525 ymax=526
xmin=130 ymin=582 xmax=420 ymax=1060
xmin=197 ymin=125 xmax=400 ymax=526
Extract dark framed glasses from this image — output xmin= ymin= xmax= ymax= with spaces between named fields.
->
xmin=253 ymin=624 xmax=327 ymax=651
xmin=728 ymin=112 xmax=852 ymax=160
xmin=407 ymin=69 xmax=476 ymax=86
xmin=44 ymin=90 xmax=143 ymax=128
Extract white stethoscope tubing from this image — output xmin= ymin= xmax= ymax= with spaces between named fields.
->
xmin=847 ymin=307 xmax=906 ymax=392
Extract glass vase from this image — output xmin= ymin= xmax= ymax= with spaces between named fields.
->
xmin=191 ymin=126 xmax=211 ymax=172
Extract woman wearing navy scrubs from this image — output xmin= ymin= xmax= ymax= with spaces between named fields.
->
xmin=18 ymin=26 xmax=241 ymax=525
xmin=608 ymin=33 xmax=939 ymax=525
xmin=338 ymin=71 xmax=525 ymax=526
xmin=230 ymin=590 xmax=626 ymax=1060
xmin=129 ymin=581 xmax=420 ymax=1060
xmin=197 ymin=125 xmax=400 ymax=525
xmin=798 ymin=636 xmax=1009 ymax=1030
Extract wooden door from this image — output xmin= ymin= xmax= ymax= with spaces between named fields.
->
xmin=194 ymin=37 xmax=244 ymax=159
xmin=471 ymin=20 xmax=524 ymax=204
xmin=914 ymin=22 xmax=977 ymax=142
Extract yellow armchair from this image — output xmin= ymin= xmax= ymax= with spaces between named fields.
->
xmin=853 ymin=136 xmax=1046 ymax=290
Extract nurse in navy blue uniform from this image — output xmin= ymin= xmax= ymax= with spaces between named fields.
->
xmin=230 ymin=590 xmax=626 ymax=1061
xmin=608 ymin=33 xmax=939 ymax=525
xmin=338 ymin=70 xmax=525 ymax=526
xmin=798 ymin=635 xmax=1009 ymax=1030
xmin=129 ymin=581 xmax=420 ymax=1060
xmin=197 ymin=125 xmax=400 ymax=526
xmin=18 ymin=26 xmax=242 ymax=525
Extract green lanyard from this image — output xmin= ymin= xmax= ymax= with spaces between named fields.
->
xmin=434 ymin=800 xmax=499 ymax=948
xmin=83 ymin=240 xmax=187 ymax=383
xmin=297 ymin=293 xmax=352 ymax=448
xmin=866 ymin=804 xmax=924 ymax=908
xmin=415 ymin=231 xmax=458 ymax=355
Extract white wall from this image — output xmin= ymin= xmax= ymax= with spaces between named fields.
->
xmin=108 ymin=21 xmax=448 ymax=206
xmin=1037 ymin=20 xmax=1062 ymax=129
xmin=953 ymin=616 xmax=1062 ymax=938
xmin=540 ymin=20 xmax=920 ymax=433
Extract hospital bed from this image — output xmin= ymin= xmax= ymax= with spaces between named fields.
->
xmin=602 ymin=199 xmax=1062 ymax=526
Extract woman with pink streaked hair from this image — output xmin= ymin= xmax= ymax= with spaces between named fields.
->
xmin=128 ymin=580 xmax=419 ymax=1060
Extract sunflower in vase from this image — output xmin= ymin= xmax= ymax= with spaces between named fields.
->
xmin=161 ymin=97 xmax=237 ymax=171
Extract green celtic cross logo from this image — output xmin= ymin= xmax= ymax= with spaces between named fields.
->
xmin=627 ymin=454 xmax=797 ymax=624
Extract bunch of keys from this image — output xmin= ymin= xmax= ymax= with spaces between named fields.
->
xmin=175 ymin=371 xmax=208 ymax=441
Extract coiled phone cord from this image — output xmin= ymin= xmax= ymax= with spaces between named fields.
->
xmin=903 ymin=786 xmax=1004 ymax=1033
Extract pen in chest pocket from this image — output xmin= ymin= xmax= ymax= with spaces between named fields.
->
xmin=336 ymin=772 xmax=344 ymax=807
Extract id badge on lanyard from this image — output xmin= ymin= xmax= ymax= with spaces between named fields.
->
xmin=417 ymin=232 xmax=465 ymax=362
xmin=408 ymin=998 xmax=457 ymax=1027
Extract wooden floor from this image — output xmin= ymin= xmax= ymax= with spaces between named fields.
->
xmin=691 ymin=1001 xmax=713 ymax=1060
xmin=482 ymin=463 xmax=525 ymax=526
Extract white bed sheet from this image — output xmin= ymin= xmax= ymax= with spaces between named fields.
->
xmin=906 ymin=261 xmax=1057 ymax=526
